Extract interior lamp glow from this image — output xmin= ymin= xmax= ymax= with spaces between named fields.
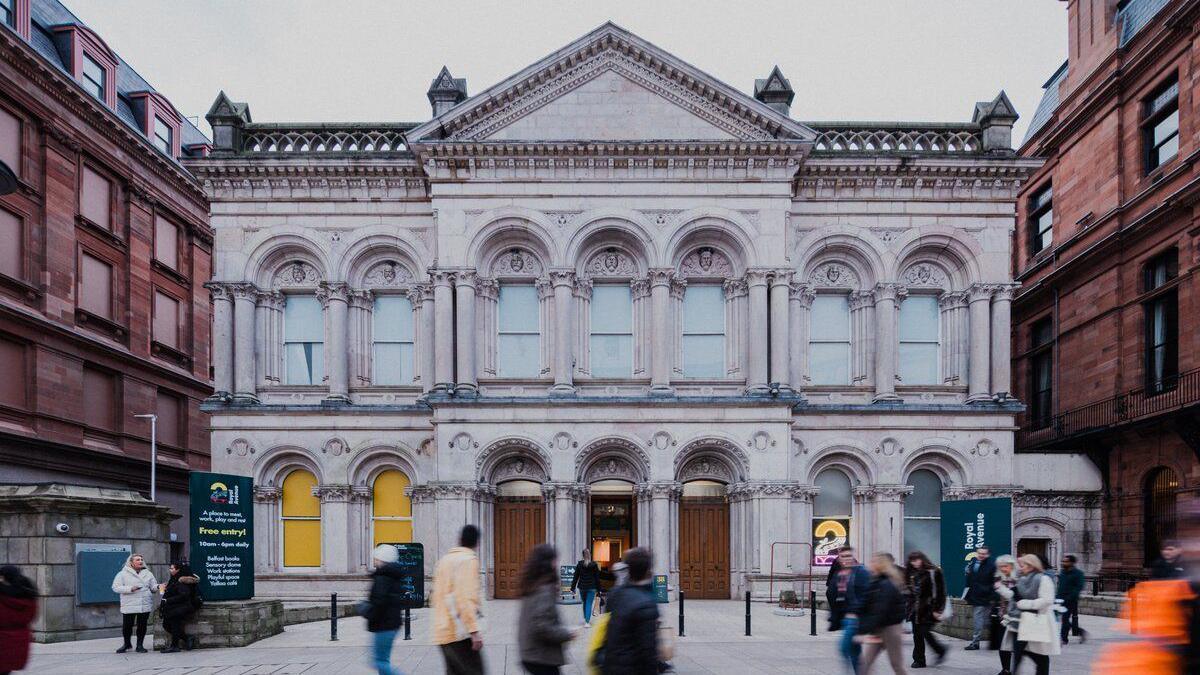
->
xmin=593 ymin=539 xmax=610 ymax=563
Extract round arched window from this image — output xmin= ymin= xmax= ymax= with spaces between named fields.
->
xmin=904 ymin=469 xmax=943 ymax=564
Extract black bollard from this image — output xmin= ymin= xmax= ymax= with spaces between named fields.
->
xmin=678 ymin=591 xmax=685 ymax=637
xmin=745 ymin=591 xmax=751 ymax=636
xmin=1092 ymin=576 xmax=1099 ymax=596
xmin=403 ymin=608 xmax=412 ymax=640
xmin=330 ymin=592 xmax=338 ymax=641
xmin=809 ymin=590 xmax=817 ymax=636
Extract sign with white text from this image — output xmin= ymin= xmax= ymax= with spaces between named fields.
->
xmin=189 ymin=471 xmax=254 ymax=600
xmin=940 ymin=497 xmax=1012 ymax=597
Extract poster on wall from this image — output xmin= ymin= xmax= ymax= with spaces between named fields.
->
xmin=189 ymin=471 xmax=254 ymax=600
xmin=813 ymin=518 xmax=850 ymax=566
xmin=939 ymin=497 xmax=1012 ymax=597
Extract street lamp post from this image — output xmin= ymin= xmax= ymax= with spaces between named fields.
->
xmin=133 ymin=414 xmax=157 ymax=501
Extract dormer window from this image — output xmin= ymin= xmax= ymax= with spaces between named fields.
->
xmin=80 ymin=53 xmax=105 ymax=102
xmin=0 ymin=0 xmax=28 ymax=39
xmin=153 ymin=116 xmax=173 ymax=154
xmin=56 ymin=24 xmax=119 ymax=108
xmin=130 ymin=92 xmax=182 ymax=158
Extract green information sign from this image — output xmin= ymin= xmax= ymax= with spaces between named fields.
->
xmin=652 ymin=574 xmax=669 ymax=603
xmin=189 ymin=471 xmax=254 ymax=600
xmin=940 ymin=497 xmax=1012 ymax=597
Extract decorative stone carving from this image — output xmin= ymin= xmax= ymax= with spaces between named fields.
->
xmin=674 ymin=437 xmax=749 ymax=480
xmin=363 ymin=260 xmax=415 ymax=287
xmin=493 ymin=457 xmax=547 ymax=482
xmin=679 ymin=247 xmax=734 ymax=279
xmin=875 ymin=437 xmax=904 ymax=457
xmin=792 ymin=437 xmax=807 ymax=456
xmin=943 ymin=485 xmax=1024 ymax=501
xmin=1013 ymin=492 xmax=1100 ymax=509
xmin=789 ymin=283 xmax=816 ymax=306
xmin=678 ymin=456 xmax=733 ymax=482
xmin=273 ymin=261 xmax=321 ymax=289
xmin=854 ymin=484 xmax=914 ymax=500
xmin=809 ymin=263 xmax=859 ymax=289
xmin=449 ymin=432 xmax=477 ymax=451
xmin=315 ymin=281 xmax=351 ymax=307
xmin=314 ymin=484 xmax=352 ymax=502
xmin=970 ymin=439 xmax=998 ymax=457
xmin=585 ymin=248 xmax=637 ymax=278
xmin=747 ymin=431 xmax=775 ymax=452
xmin=901 ymin=263 xmax=950 ymax=290
xmin=476 ymin=437 xmax=552 ymax=472
xmin=848 ymin=290 xmax=875 ymax=311
xmin=585 ymin=457 xmax=639 ymax=483
xmin=723 ymin=278 xmax=748 ymax=299
xmin=322 ymin=437 xmax=349 ymax=457
xmin=417 ymin=437 xmax=436 ymax=457
xmin=226 ymin=438 xmax=255 ymax=457
xmin=491 ymin=248 xmax=544 ymax=278
xmin=550 ymin=432 xmax=576 ymax=452
xmin=790 ymin=485 xmax=821 ymax=501
xmin=252 ymin=486 xmax=281 ymax=503
xmin=576 ymin=437 xmax=651 ymax=481
xmin=648 ymin=431 xmax=675 ymax=452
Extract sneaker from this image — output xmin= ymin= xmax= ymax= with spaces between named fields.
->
xmin=585 ymin=621 xmax=591 ymax=628
xmin=162 ymin=647 xmax=180 ymax=654
xmin=964 ymin=643 xmax=980 ymax=650
xmin=116 ymin=645 xmax=131 ymax=654
xmin=910 ymin=663 xmax=926 ymax=669
xmin=135 ymin=646 xmax=148 ymax=653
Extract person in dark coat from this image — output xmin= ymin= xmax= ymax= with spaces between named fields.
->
xmin=158 ymin=562 xmax=200 ymax=653
xmin=1056 ymin=553 xmax=1086 ymax=644
xmin=364 ymin=544 xmax=408 ymax=675
xmin=601 ymin=547 xmax=658 ymax=675
xmin=570 ymin=548 xmax=601 ymax=627
xmin=963 ymin=545 xmax=995 ymax=650
xmin=0 ymin=565 xmax=37 ymax=675
xmin=518 ymin=544 xmax=578 ymax=674
xmin=856 ymin=553 xmax=909 ymax=675
xmin=825 ymin=551 xmax=845 ymax=631
xmin=830 ymin=547 xmax=870 ymax=674
xmin=905 ymin=551 xmax=948 ymax=669
xmin=1150 ymin=540 xmax=1186 ymax=580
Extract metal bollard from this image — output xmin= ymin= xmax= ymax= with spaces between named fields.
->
xmin=745 ymin=591 xmax=751 ymax=636
xmin=809 ymin=590 xmax=817 ymax=636
xmin=678 ymin=591 xmax=685 ymax=637
xmin=403 ymin=608 xmax=412 ymax=640
xmin=330 ymin=592 xmax=338 ymax=641
xmin=1092 ymin=576 xmax=1099 ymax=596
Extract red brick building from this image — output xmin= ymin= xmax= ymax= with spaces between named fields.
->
xmin=0 ymin=0 xmax=212 ymax=553
xmin=1015 ymin=0 xmax=1200 ymax=575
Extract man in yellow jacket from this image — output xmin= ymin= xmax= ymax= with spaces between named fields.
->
xmin=431 ymin=525 xmax=484 ymax=674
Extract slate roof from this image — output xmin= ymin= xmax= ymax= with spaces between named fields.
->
xmin=1022 ymin=61 xmax=1068 ymax=145
xmin=1118 ymin=0 xmax=1171 ymax=47
xmin=16 ymin=0 xmax=210 ymax=158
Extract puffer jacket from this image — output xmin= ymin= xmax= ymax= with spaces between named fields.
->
xmin=160 ymin=571 xmax=201 ymax=621
xmin=365 ymin=562 xmax=408 ymax=633
xmin=111 ymin=556 xmax=159 ymax=614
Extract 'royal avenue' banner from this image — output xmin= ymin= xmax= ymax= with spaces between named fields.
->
xmin=940 ymin=497 xmax=1011 ymax=597
xmin=189 ymin=471 xmax=254 ymax=600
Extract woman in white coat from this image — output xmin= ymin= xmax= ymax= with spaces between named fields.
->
xmin=993 ymin=554 xmax=1059 ymax=675
xmin=110 ymin=553 xmax=160 ymax=653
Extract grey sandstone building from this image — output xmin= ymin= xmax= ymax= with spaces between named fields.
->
xmin=186 ymin=24 xmax=1102 ymax=600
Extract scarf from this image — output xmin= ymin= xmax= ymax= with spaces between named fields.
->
xmin=1009 ymin=572 xmax=1041 ymax=619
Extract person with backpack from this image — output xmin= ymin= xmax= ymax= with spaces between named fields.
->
xmin=364 ymin=544 xmax=408 ymax=675
xmin=570 ymin=548 xmax=602 ymax=627
xmin=905 ymin=550 xmax=948 ymax=668
xmin=518 ymin=544 xmax=579 ymax=674
xmin=111 ymin=553 xmax=160 ymax=654
xmin=158 ymin=562 xmax=201 ymax=653
xmin=0 ymin=565 xmax=37 ymax=675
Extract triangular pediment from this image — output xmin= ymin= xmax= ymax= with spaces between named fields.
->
xmin=407 ymin=22 xmax=815 ymax=145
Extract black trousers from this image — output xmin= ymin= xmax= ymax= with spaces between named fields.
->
xmin=441 ymin=638 xmax=485 ymax=675
xmin=163 ymin=615 xmax=190 ymax=647
xmin=522 ymin=662 xmax=559 ymax=675
xmin=121 ymin=612 xmax=149 ymax=647
xmin=911 ymin=622 xmax=945 ymax=665
xmin=1013 ymin=640 xmax=1050 ymax=675
xmin=1059 ymin=599 xmax=1082 ymax=641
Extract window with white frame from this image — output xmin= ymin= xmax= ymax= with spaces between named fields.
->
xmin=153 ymin=115 xmax=173 ymax=155
xmin=898 ymin=295 xmax=940 ymax=385
xmin=682 ymin=284 xmax=725 ymax=377
xmin=589 ymin=284 xmax=633 ymax=378
xmin=80 ymin=52 xmax=105 ymax=102
xmin=498 ymin=284 xmax=540 ymax=378
xmin=372 ymin=294 xmax=414 ymax=385
xmin=809 ymin=294 xmax=850 ymax=385
xmin=0 ymin=0 xmax=13 ymax=28
xmin=283 ymin=295 xmax=324 ymax=385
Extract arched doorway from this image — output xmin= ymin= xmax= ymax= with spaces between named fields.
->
xmin=813 ymin=468 xmax=853 ymax=567
xmin=1144 ymin=466 xmax=1180 ymax=566
xmin=678 ymin=479 xmax=730 ymax=598
xmin=494 ymin=478 xmax=546 ymax=599
xmin=577 ymin=442 xmax=650 ymax=584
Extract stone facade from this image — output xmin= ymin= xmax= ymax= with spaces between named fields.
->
xmin=1015 ymin=0 xmax=1199 ymax=574
xmin=187 ymin=23 xmax=1094 ymax=600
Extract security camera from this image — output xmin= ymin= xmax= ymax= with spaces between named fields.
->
xmin=55 ymin=522 xmax=70 ymax=534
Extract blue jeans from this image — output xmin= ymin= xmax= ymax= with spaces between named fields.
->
xmin=372 ymin=629 xmax=399 ymax=675
xmin=580 ymin=589 xmax=596 ymax=623
xmin=839 ymin=616 xmax=861 ymax=674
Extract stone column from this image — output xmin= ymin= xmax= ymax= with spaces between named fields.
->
xmin=232 ymin=283 xmax=259 ymax=403
xmin=315 ymin=484 xmax=352 ymax=574
xmin=849 ymin=291 xmax=875 ymax=386
xmin=573 ymin=485 xmax=591 ymax=560
xmin=430 ymin=271 xmax=455 ymax=392
xmin=789 ymin=485 xmax=819 ymax=573
xmin=537 ymin=277 xmax=555 ymax=377
xmin=550 ymin=270 xmax=576 ymax=394
xmin=866 ymin=485 xmax=912 ymax=560
xmin=408 ymin=486 xmax=437 ymax=577
xmin=668 ymin=485 xmax=681 ymax=586
xmin=872 ymin=283 xmax=905 ymax=402
xmin=551 ymin=483 xmax=577 ymax=553
xmin=967 ymin=284 xmax=993 ymax=403
xmin=476 ymin=278 xmax=499 ymax=377
xmin=648 ymin=269 xmax=675 ymax=394
xmin=635 ymin=484 xmax=651 ymax=548
xmin=789 ymin=283 xmax=815 ymax=391
xmin=252 ymin=487 xmax=281 ymax=573
xmin=724 ymin=279 xmax=748 ymax=378
xmin=990 ymin=284 xmax=1016 ymax=400
xmin=938 ymin=291 xmax=969 ymax=386
xmin=631 ymin=278 xmax=651 ymax=377
xmin=206 ymin=282 xmax=234 ymax=398
xmin=670 ymin=276 xmax=687 ymax=378
xmin=317 ymin=282 xmax=351 ymax=403
xmin=350 ymin=486 xmax=372 ymax=571
xmin=745 ymin=269 xmax=770 ymax=393
xmin=347 ymin=290 xmax=373 ymax=386
xmin=455 ymin=270 xmax=478 ymax=393
xmin=573 ymin=278 xmax=593 ymax=378
xmin=413 ymin=285 xmax=436 ymax=392
xmin=769 ymin=271 xmax=793 ymax=391
xmin=649 ymin=482 xmax=675 ymax=578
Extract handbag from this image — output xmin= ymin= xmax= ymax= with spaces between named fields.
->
xmin=930 ymin=570 xmax=953 ymax=621
xmin=657 ymin=625 xmax=676 ymax=661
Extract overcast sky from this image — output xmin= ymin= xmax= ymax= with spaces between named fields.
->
xmin=64 ymin=0 xmax=1067 ymax=143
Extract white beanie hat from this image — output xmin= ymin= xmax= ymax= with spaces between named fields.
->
xmin=372 ymin=544 xmax=399 ymax=564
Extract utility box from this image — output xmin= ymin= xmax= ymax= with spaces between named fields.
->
xmin=75 ymin=547 xmax=131 ymax=605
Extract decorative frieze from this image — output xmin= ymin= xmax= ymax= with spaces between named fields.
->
xmin=273 ymin=262 xmax=321 ymax=289
xmin=363 ymin=260 xmax=415 ymax=287
xmin=679 ymin=247 xmax=734 ymax=279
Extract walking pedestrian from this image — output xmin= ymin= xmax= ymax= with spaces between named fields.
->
xmin=992 ymin=554 xmax=1018 ymax=675
xmin=364 ymin=544 xmax=408 ymax=675
xmin=964 ymin=545 xmax=996 ymax=650
xmin=600 ymin=547 xmax=658 ymax=675
xmin=830 ymin=547 xmax=870 ymax=674
xmin=0 ymin=565 xmax=37 ymax=674
xmin=431 ymin=525 xmax=485 ymax=675
xmin=826 ymin=549 xmax=844 ymax=631
xmin=158 ymin=561 xmax=201 ymax=653
xmin=571 ymin=548 xmax=601 ymax=627
xmin=856 ymin=552 xmax=908 ymax=675
xmin=519 ymin=544 xmax=580 ymax=675
xmin=905 ymin=551 xmax=948 ymax=669
xmin=995 ymin=554 xmax=1059 ymax=675
xmin=1056 ymin=554 xmax=1086 ymax=645
xmin=1149 ymin=540 xmax=1186 ymax=580
xmin=111 ymin=553 xmax=159 ymax=654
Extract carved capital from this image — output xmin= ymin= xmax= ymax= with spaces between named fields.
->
xmin=313 ymin=484 xmax=353 ymax=502
xmin=429 ymin=269 xmax=456 ymax=287
xmin=230 ymin=282 xmax=259 ymax=301
xmin=549 ymin=269 xmax=576 ymax=288
xmin=847 ymin=290 xmax=875 ymax=311
xmin=967 ymin=283 xmax=995 ymax=303
xmin=744 ymin=268 xmax=771 ymax=287
xmin=348 ymin=289 xmax=373 ymax=310
xmin=789 ymin=282 xmax=816 ymax=306
xmin=857 ymin=484 xmax=914 ymax=501
xmin=790 ymin=484 xmax=821 ymax=501
xmin=535 ymin=276 xmax=554 ymax=300
xmin=476 ymin=277 xmax=499 ymax=301
xmin=944 ymin=485 xmax=1024 ymax=501
xmin=938 ymin=290 xmax=969 ymax=310
xmin=872 ymin=282 xmax=907 ymax=304
xmin=647 ymin=268 xmax=675 ymax=288
xmin=770 ymin=269 xmax=794 ymax=287
xmin=350 ymin=485 xmax=373 ymax=502
xmin=573 ymin=277 xmax=593 ymax=300
xmin=630 ymin=277 xmax=651 ymax=299
xmin=316 ymin=281 xmax=351 ymax=307
xmin=991 ymin=283 xmax=1019 ymax=303
xmin=252 ymin=486 xmax=281 ymax=503
xmin=668 ymin=275 xmax=687 ymax=300
xmin=205 ymin=281 xmax=234 ymax=303
xmin=410 ymin=284 xmax=432 ymax=308
xmin=723 ymin=278 xmax=748 ymax=300
xmin=455 ymin=269 xmax=477 ymax=289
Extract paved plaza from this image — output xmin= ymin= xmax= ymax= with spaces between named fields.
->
xmin=29 ymin=600 xmax=1119 ymax=674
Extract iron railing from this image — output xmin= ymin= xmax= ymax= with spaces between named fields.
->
xmin=1018 ymin=368 xmax=1200 ymax=450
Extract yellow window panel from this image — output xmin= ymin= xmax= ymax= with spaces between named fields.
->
xmin=373 ymin=469 xmax=411 ymax=517
xmin=374 ymin=519 xmax=413 ymax=547
xmin=283 ymin=519 xmax=321 ymax=567
xmin=282 ymin=469 xmax=320 ymax=517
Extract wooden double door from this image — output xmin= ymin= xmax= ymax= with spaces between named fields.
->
xmin=678 ymin=497 xmax=730 ymax=599
xmin=494 ymin=498 xmax=546 ymax=599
